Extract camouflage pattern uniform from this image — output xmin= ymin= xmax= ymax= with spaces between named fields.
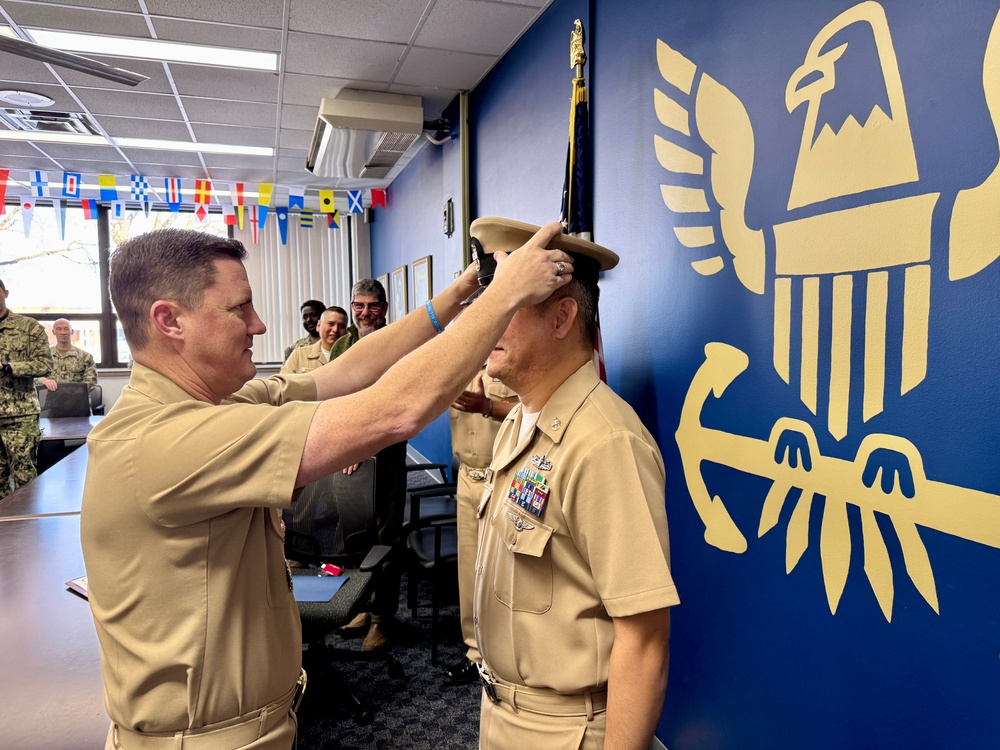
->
xmin=0 ymin=311 xmax=53 ymax=498
xmin=36 ymin=345 xmax=97 ymax=387
xmin=283 ymin=335 xmax=317 ymax=363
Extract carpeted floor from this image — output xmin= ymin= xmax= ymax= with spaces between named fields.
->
xmin=296 ymin=573 xmax=481 ymax=750
xmin=296 ymin=460 xmax=480 ymax=749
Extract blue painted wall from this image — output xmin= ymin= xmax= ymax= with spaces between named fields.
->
xmin=373 ymin=0 xmax=1000 ymax=746
xmin=370 ymin=104 xmax=463 ymax=468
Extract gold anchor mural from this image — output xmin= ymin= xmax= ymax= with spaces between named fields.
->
xmin=658 ymin=1 xmax=1000 ymax=620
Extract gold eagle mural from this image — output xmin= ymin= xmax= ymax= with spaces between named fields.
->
xmin=659 ymin=1 xmax=1000 ymax=621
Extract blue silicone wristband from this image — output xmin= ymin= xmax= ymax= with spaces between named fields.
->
xmin=425 ymin=299 xmax=444 ymax=334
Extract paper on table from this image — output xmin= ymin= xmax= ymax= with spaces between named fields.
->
xmin=293 ymin=575 xmax=349 ymax=602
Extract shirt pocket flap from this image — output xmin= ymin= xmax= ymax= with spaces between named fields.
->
xmin=492 ymin=505 xmax=553 ymax=558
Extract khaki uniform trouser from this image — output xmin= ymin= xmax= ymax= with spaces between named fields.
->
xmin=457 ymin=465 xmax=485 ymax=663
xmin=107 ymin=673 xmax=303 ymax=750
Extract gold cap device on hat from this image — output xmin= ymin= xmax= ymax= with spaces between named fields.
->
xmin=466 ymin=217 xmax=619 ymax=303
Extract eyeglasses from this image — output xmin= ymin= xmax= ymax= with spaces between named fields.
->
xmin=351 ymin=301 xmax=384 ymax=313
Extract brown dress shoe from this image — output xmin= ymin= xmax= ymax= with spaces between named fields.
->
xmin=338 ymin=611 xmax=370 ymax=638
xmin=361 ymin=623 xmax=390 ymax=651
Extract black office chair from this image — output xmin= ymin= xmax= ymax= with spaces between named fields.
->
xmin=36 ymin=382 xmax=91 ymax=418
xmin=283 ymin=457 xmax=403 ymax=726
xmin=402 ymin=459 xmax=460 ymax=666
xmin=89 ymin=384 xmax=104 ymax=416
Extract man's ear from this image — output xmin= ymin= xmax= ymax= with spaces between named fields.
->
xmin=150 ymin=300 xmax=185 ymax=341
xmin=551 ymin=296 xmax=580 ymax=341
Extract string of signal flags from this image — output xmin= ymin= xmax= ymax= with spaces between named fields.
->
xmin=0 ymin=167 xmax=388 ymax=245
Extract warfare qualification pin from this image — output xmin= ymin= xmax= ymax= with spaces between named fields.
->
xmin=530 ymin=454 xmax=553 ymax=471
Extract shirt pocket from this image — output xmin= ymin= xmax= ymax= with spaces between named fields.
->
xmin=490 ymin=503 xmax=554 ymax=614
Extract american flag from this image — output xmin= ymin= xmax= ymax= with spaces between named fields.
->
xmin=559 ymin=19 xmax=605 ymax=382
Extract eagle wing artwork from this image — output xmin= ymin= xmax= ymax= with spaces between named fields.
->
xmin=657 ymin=0 xmax=1000 ymax=622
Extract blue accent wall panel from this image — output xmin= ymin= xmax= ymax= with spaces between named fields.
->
xmin=373 ymin=0 xmax=1000 ymax=746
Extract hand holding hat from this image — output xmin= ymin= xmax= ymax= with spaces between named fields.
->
xmin=485 ymin=221 xmax=576 ymax=307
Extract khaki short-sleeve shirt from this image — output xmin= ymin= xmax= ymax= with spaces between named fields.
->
xmin=281 ymin=340 xmax=328 ymax=375
xmin=474 ymin=363 xmax=679 ymax=694
xmin=450 ymin=368 xmax=517 ymax=469
xmin=81 ymin=364 xmax=320 ymax=734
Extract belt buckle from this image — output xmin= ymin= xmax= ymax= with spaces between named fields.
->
xmin=478 ymin=665 xmax=499 ymax=704
xmin=292 ymin=669 xmax=307 ymax=712
xmin=467 ymin=468 xmax=487 ymax=481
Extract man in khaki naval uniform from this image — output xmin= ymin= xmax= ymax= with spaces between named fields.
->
xmin=444 ymin=367 xmax=518 ymax=684
xmin=470 ymin=219 xmax=679 ymax=750
xmin=37 ymin=318 xmax=98 ymax=391
xmin=81 ymin=226 xmax=576 ymax=749
xmin=0 ymin=277 xmax=53 ymax=498
xmin=280 ymin=306 xmax=348 ymax=375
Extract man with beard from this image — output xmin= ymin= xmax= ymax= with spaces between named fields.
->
xmin=327 ymin=278 xmax=406 ymax=651
xmin=282 ymin=299 xmax=325 ymax=362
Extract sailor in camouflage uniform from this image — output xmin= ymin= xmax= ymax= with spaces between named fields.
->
xmin=37 ymin=318 xmax=97 ymax=391
xmin=0 ymin=278 xmax=54 ymax=498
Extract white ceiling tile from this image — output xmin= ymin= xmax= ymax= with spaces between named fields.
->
xmin=279 ymin=129 xmax=312 ymax=150
xmin=48 ymin=159 xmax=132 ymax=174
xmin=201 ymin=153 xmax=274 ymax=169
xmin=190 ymin=124 xmax=274 ymax=148
xmin=0 ymin=53 xmax=68 ymax=85
xmin=168 ymin=64 xmax=279 ymax=103
xmin=395 ymin=47 xmax=494 ymax=90
xmin=417 ymin=0 xmax=539 ymax=55
xmin=288 ymin=0 xmax=427 ymax=43
xmin=275 ymin=170 xmax=313 ymax=185
xmin=129 ymin=163 xmax=207 ymax=179
xmin=121 ymin=148 xmax=203 ymax=166
xmin=280 ymin=73 xmax=350 ymax=107
xmin=0 ymin=143 xmax=52 ymax=158
xmin=73 ymin=87 xmax=182 ymax=119
xmin=204 ymin=165 xmax=278 ymax=183
xmin=144 ymin=0 xmax=285 ymax=28
xmin=61 ymin=59 xmax=174 ymax=94
xmin=7 ymin=5 xmax=151 ymax=37
xmin=149 ymin=18 xmax=282 ymax=52
xmin=279 ymin=148 xmax=308 ymax=159
xmin=279 ymin=103 xmax=316 ymax=132
xmin=102 ymin=116 xmax=192 ymax=139
xmin=28 ymin=143 xmax=122 ymax=159
xmin=181 ymin=97 xmax=277 ymax=126
xmin=284 ymin=32 xmax=403 ymax=80
xmin=277 ymin=155 xmax=307 ymax=172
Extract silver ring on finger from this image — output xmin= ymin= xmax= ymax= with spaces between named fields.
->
xmin=555 ymin=261 xmax=566 ymax=276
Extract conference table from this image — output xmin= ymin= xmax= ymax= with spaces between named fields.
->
xmin=0 ymin=513 xmax=109 ymax=748
xmin=0 ymin=443 xmax=89 ymax=521
xmin=39 ymin=415 xmax=103 ymax=442
xmin=0 ymin=426 xmax=109 ymax=747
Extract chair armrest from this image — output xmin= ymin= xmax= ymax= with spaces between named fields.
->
xmin=409 ymin=482 xmax=457 ymax=500
xmin=360 ymin=544 xmax=393 ymax=572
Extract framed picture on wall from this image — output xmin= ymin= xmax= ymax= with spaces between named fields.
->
xmin=412 ymin=255 xmax=432 ymax=309
xmin=391 ymin=265 xmax=408 ymax=323
xmin=376 ymin=273 xmax=390 ymax=312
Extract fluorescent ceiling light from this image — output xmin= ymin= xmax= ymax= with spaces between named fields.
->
xmin=0 ymin=131 xmax=108 ymax=145
xmin=115 ymin=137 xmax=272 ymax=156
xmin=0 ymin=130 xmax=273 ymax=156
xmin=27 ymin=29 xmax=278 ymax=72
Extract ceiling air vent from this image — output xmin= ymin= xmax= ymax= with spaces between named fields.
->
xmin=306 ymin=90 xmax=425 ymax=186
xmin=0 ymin=108 xmax=101 ymax=135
